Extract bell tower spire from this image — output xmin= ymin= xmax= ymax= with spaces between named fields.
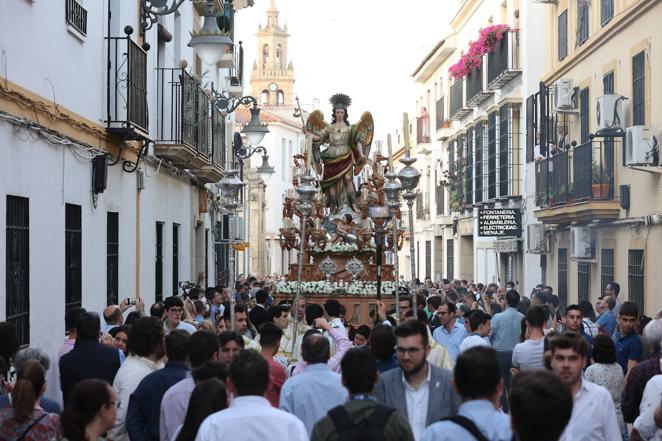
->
xmin=251 ymin=0 xmax=295 ymax=107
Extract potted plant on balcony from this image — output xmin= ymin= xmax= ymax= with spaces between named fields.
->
xmin=591 ymin=162 xmax=609 ymax=199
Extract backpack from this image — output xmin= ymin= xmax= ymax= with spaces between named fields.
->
xmin=328 ymin=404 xmax=395 ymax=441
xmin=440 ymin=415 xmax=490 ymax=441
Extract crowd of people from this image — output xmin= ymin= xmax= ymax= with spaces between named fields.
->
xmin=0 ymin=275 xmax=661 ymax=441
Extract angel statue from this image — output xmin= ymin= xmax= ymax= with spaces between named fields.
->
xmin=305 ymin=94 xmax=374 ymax=215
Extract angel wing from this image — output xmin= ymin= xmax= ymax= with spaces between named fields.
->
xmin=352 ymin=111 xmax=374 ymax=175
xmin=305 ymin=110 xmax=327 ymax=174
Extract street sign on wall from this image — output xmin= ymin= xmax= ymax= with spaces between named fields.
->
xmin=478 ymin=208 xmax=522 ymax=237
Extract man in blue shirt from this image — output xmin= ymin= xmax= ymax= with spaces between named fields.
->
xmin=432 ymin=301 xmax=469 ymax=362
xmin=615 ymin=301 xmax=643 ymax=378
xmin=595 ymin=296 xmax=617 ymax=336
xmin=489 ymin=290 xmax=525 ymax=412
xmin=421 ymin=346 xmax=512 ymax=441
xmin=280 ymin=331 xmax=348 ymax=435
xmin=126 ymin=330 xmax=190 ymax=441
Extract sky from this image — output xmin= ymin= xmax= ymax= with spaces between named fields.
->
xmin=234 ymin=0 xmax=457 ymax=146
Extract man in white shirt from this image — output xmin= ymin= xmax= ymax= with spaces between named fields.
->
xmin=324 ymin=299 xmax=347 ymax=336
xmin=196 ymin=349 xmax=307 ymax=441
xmin=512 ymin=306 xmax=546 ymax=369
xmin=633 ymin=373 xmax=662 ymax=440
xmin=549 ymin=332 xmax=621 ymax=441
xmin=458 ymin=310 xmax=491 ymax=355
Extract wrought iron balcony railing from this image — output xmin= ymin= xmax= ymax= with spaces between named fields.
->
xmin=487 ymin=30 xmax=521 ymax=90
xmin=450 ymin=79 xmax=471 ymax=120
xmin=229 ymin=42 xmax=244 ymax=88
xmin=435 ymin=97 xmax=446 ymax=131
xmin=210 ymin=105 xmax=227 ymax=169
xmin=466 ymin=63 xmax=493 ymax=107
xmin=106 ymin=29 xmax=149 ymax=141
xmin=416 ymin=115 xmax=430 ymax=144
xmin=155 ymin=68 xmax=210 ymax=155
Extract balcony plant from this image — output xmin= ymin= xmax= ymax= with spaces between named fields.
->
xmin=448 ymin=24 xmax=510 ymax=80
xmin=591 ymin=162 xmax=609 ymax=199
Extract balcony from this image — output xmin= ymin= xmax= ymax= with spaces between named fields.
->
xmin=465 ymin=63 xmax=493 ymax=107
xmin=449 ymin=79 xmax=471 ymax=120
xmin=105 ymin=31 xmax=149 ymax=141
xmin=487 ymin=30 xmax=521 ymax=90
xmin=154 ymin=68 xmax=213 ymax=171
xmin=534 ymin=139 xmax=620 ymax=224
xmin=227 ymin=43 xmax=244 ymax=98
xmin=416 ymin=115 xmax=430 ymax=144
xmin=192 ymin=105 xmax=226 ymax=184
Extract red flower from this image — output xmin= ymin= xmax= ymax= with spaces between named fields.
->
xmin=447 ymin=24 xmax=511 ymax=80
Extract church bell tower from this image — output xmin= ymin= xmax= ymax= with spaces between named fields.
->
xmin=250 ymin=0 xmax=295 ymax=107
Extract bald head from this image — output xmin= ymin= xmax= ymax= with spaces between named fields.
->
xmin=103 ymin=305 xmax=123 ymax=325
xmin=301 ymin=333 xmax=330 ymax=365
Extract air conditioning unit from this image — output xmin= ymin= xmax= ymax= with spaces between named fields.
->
xmin=596 ymin=94 xmax=626 ymax=133
xmin=570 ymin=226 xmax=596 ymax=260
xmin=527 ymin=224 xmax=549 ymax=254
xmin=554 ymin=79 xmax=577 ymax=112
xmin=625 ymin=126 xmax=659 ymax=166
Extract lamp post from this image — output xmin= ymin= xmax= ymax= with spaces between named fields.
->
xmin=141 ymin=0 xmax=233 ymax=66
xmin=383 ymin=170 xmax=402 ymax=322
xmin=219 ymin=169 xmax=244 ymax=331
xmin=290 ymin=172 xmax=317 ymax=356
xmin=398 ymin=154 xmax=421 ymax=312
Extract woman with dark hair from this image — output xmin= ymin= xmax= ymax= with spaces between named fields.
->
xmin=174 ymin=379 xmax=228 ymax=441
xmin=585 ymin=334 xmax=625 ymax=434
xmin=60 ymin=379 xmax=117 ymax=441
xmin=0 ymin=360 xmax=60 ymax=440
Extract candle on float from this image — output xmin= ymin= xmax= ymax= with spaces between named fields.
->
xmin=387 ymin=133 xmax=394 ymax=170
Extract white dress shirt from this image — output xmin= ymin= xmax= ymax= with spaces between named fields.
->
xmin=109 ymin=355 xmax=162 ymax=441
xmin=634 ymin=373 xmax=662 ymax=440
xmin=196 ymin=395 xmax=308 ymax=441
xmin=458 ymin=334 xmax=491 ymax=354
xmin=402 ymin=365 xmax=431 ymax=441
xmin=559 ymin=379 xmax=621 ymax=441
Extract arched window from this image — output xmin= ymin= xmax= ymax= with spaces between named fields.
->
xmin=278 ymin=90 xmax=284 ymax=105
xmin=262 ymin=44 xmax=269 ymax=67
xmin=261 ymin=90 xmax=270 ymax=106
xmin=275 ymin=44 xmax=282 ymax=68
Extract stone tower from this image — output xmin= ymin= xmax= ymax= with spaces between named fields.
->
xmin=250 ymin=0 xmax=295 ymax=107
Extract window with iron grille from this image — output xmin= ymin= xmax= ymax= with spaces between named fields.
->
xmin=416 ymin=192 xmax=424 ymax=219
xmin=601 ymin=249 xmax=614 ymax=294
xmin=475 ymin=122 xmax=484 ymax=203
xmin=558 ymin=248 xmax=568 ymax=307
xmin=632 ymin=51 xmax=646 ymax=126
xmin=603 ymin=71 xmax=614 ymax=94
xmin=628 ymin=249 xmax=645 ymax=311
xmin=577 ymin=1 xmax=589 ymax=46
xmin=601 ymin=0 xmax=614 ymax=26
xmin=156 ymin=222 xmax=164 ymax=302
xmin=578 ymin=262 xmax=590 ymax=303
xmin=487 ymin=112 xmax=497 ymax=200
xmin=436 ymin=97 xmax=445 ymax=130
xmin=425 ymin=240 xmax=432 ymax=280
xmin=499 ymin=106 xmax=510 ymax=197
xmin=466 ymin=129 xmax=474 ymax=205
xmin=580 ymin=88 xmax=590 ymax=144
xmin=558 ymin=11 xmax=568 ymax=61
xmin=6 ymin=196 xmax=30 ymax=346
xmin=173 ymin=224 xmax=180 ymax=295
xmin=435 ymin=169 xmax=445 ymax=216
xmin=66 ymin=0 xmax=88 ymax=36
xmin=107 ymin=212 xmax=119 ymax=306
xmin=526 ymin=94 xmax=536 ymax=163
xmin=446 ymin=239 xmax=454 ymax=280
xmin=457 ymin=136 xmax=465 ymax=207
xmin=65 ymin=204 xmax=82 ymax=312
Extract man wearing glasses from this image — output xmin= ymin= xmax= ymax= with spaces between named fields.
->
xmin=163 ymin=296 xmax=196 ymax=335
xmin=375 ymin=320 xmax=460 ymax=440
xmin=432 ymin=301 xmax=469 ymax=362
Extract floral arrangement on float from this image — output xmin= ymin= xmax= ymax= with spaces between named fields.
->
xmin=275 ymin=280 xmax=397 ymax=296
xmin=310 ymin=242 xmax=377 ymax=254
xmin=448 ymin=24 xmax=511 ymax=81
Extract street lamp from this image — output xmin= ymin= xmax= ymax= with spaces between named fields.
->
xmin=290 ymin=172 xmax=317 ymax=356
xmin=398 ymin=152 xmax=421 ymax=312
xmin=383 ymin=170 xmax=402 ymax=322
xmin=141 ymin=0 xmax=233 ymax=66
xmin=219 ymin=169 xmax=244 ymax=331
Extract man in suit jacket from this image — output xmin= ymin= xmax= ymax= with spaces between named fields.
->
xmin=59 ymin=311 xmax=121 ymax=405
xmin=375 ymin=319 xmax=460 ymax=440
xmin=249 ymin=289 xmax=269 ymax=330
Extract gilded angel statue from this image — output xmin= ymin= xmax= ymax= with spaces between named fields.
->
xmin=305 ymin=94 xmax=374 ymax=215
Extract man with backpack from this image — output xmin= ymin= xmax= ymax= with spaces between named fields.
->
xmin=310 ymin=348 xmax=414 ymax=441
xmin=420 ymin=346 xmax=512 ymax=441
